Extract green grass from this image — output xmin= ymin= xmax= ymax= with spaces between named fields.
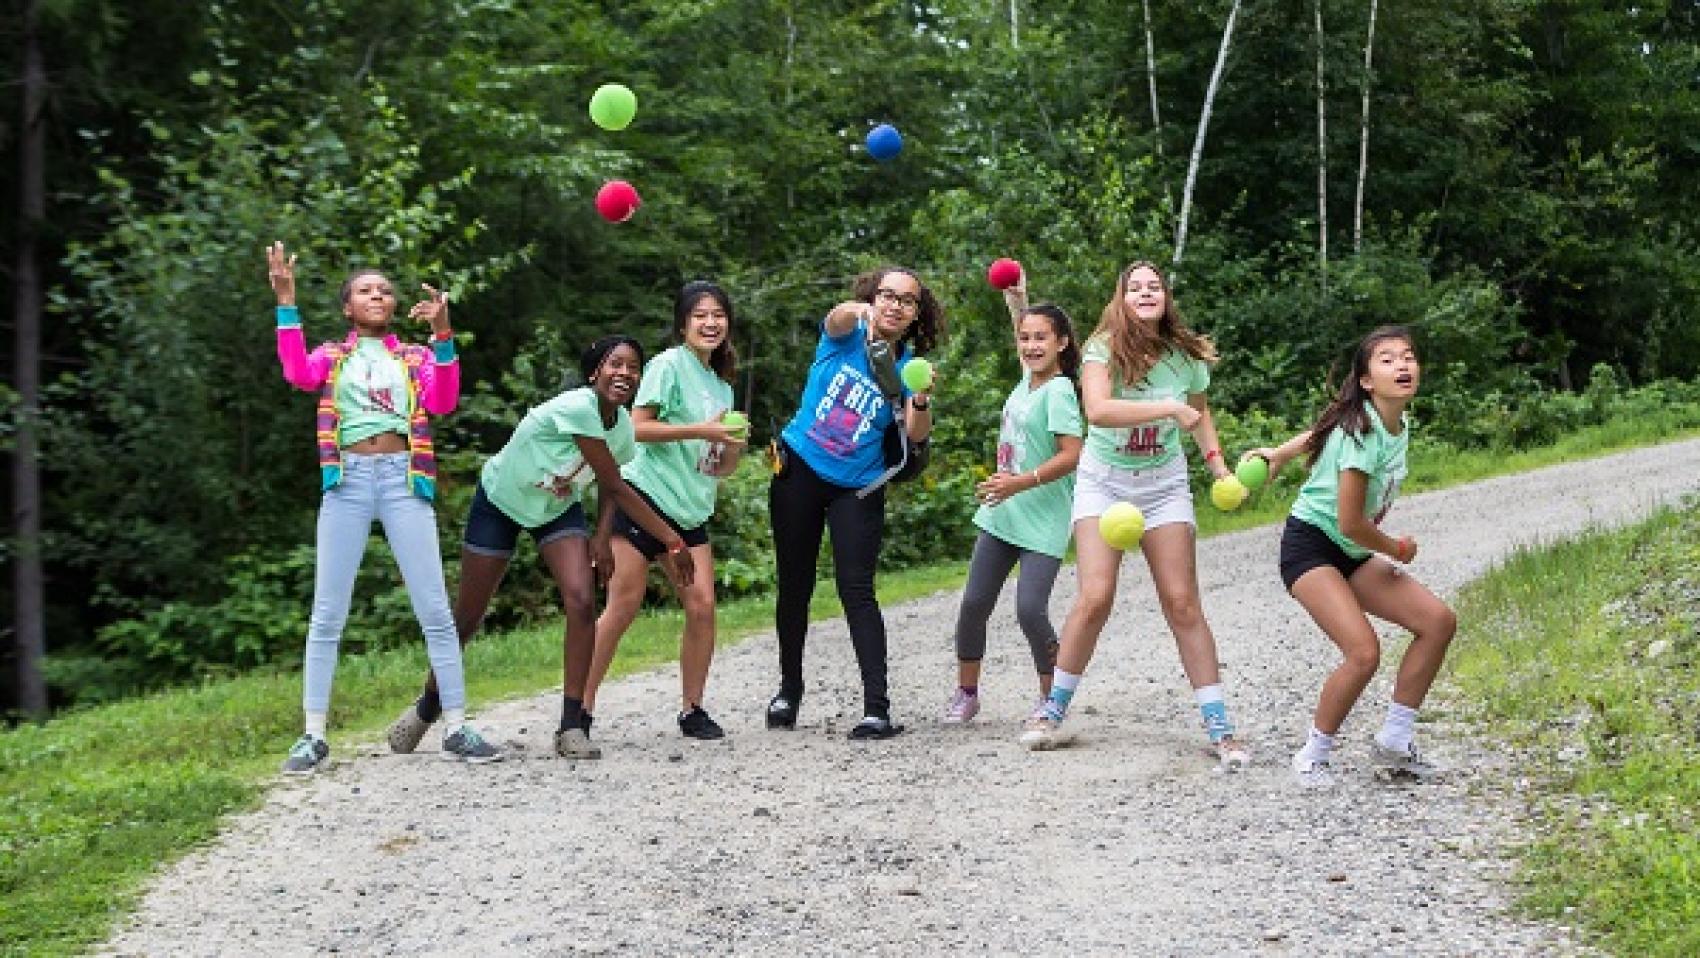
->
xmin=1449 ymin=502 xmax=1700 ymax=956
xmin=2 ymin=414 xmax=1696 ymax=956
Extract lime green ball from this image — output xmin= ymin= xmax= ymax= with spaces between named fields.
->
xmin=901 ymin=357 xmax=933 ymax=392
xmin=1235 ymin=454 xmax=1269 ymax=491
xmin=722 ymin=411 xmax=749 ymax=437
xmin=1099 ymin=502 xmax=1145 ymax=550
xmin=589 ymin=84 xmax=637 ymax=131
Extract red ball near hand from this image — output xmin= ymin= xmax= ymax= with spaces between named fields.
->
xmin=987 ymin=258 xmax=1023 ymax=290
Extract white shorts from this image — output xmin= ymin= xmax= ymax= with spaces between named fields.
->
xmin=1071 ymin=451 xmax=1196 ymax=531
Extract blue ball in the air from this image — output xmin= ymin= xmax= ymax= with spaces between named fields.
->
xmin=866 ymin=123 xmax=903 ymax=162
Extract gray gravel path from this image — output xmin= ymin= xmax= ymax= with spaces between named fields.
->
xmin=103 ymin=438 xmax=1700 ymax=956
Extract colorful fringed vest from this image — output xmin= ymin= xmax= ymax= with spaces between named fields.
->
xmin=315 ymin=331 xmax=438 ymax=501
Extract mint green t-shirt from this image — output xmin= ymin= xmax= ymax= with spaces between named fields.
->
xmin=620 ymin=346 xmax=736 ymax=530
xmin=336 ymin=337 xmax=410 ymax=446
xmin=1290 ymin=402 xmax=1410 ymax=559
xmin=974 ymin=373 xmax=1083 ymax=559
xmin=1080 ymin=337 xmax=1210 ymax=470
xmin=480 ymin=387 xmax=637 ymax=528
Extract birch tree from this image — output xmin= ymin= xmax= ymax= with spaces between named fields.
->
xmin=13 ymin=0 xmax=48 ymax=718
xmin=1315 ymin=0 xmax=1329 ymax=286
xmin=1173 ymin=0 xmax=1243 ymax=265
xmin=1353 ymin=0 xmax=1380 ymax=253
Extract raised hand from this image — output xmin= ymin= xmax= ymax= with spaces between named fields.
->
xmin=408 ymin=284 xmax=451 ymax=337
xmin=267 ymin=241 xmax=297 ymax=306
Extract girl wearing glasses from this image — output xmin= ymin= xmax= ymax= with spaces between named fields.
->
xmin=580 ymin=281 xmax=748 ymax=745
xmin=1018 ymin=262 xmax=1250 ymax=771
xmin=766 ymin=268 xmax=945 ymax=739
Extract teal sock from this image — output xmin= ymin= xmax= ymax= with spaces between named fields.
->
xmin=1046 ymin=669 xmax=1082 ymax=716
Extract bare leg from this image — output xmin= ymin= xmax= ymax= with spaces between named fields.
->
xmin=1053 ymin=518 xmax=1124 ymax=675
xmin=1350 ymin=559 xmax=1457 ymax=708
xmin=1289 ymin=566 xmax=1381 ymax=734
xmin=583 ymin=536 xmax=650 ymax=714
xmin=666 ymin=544 xmax=718 ymax=711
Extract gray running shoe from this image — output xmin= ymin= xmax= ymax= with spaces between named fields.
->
xmin=442 ymin=724 xmax=504 ymax=764
xmin=386 ymin=703 xmax=434 ymax=754
xmin=553 ymin=727 xmax=603 ymax=760
xmin=1371 ymin=740 xmax=1438 ymax=779
xmin=281 ymin=734 xmax=329 ymax=775
xmin=1290 ymin=750 xmax=1334 ymax=788
xmin=1018 ymin=701 xmax=1074 ymax=751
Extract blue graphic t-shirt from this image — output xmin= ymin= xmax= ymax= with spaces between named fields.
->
xmin=781 ymin=318 xmax=914 ymax=488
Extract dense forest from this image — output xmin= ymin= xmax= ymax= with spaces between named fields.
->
xmin=4 ymin=0 xmax=1697 ymax=716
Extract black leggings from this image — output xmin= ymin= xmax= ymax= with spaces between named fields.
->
xmin=769 ymin=444 xmax=890 ymax=718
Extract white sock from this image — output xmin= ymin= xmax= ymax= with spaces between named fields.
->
xmin=443 ymin=708 xmax=466 ymax=735
xmin=304 ymin=711 xmax=328 ymax=740
xmin=1194 ymin=683 xmax=1224 ymax=706
xmin=1046 ymin=669 xmax=1082 ymax=713
xmin=1298 ymin=726 xmax=1336 ymax=763
xmin=1377 ymin=702 xmax=1418 ymax=752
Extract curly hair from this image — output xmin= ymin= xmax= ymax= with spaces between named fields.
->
xmin=850 ymin=266 xmax=946 ymax=356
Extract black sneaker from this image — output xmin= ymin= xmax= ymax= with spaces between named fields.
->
xmin=580 ymin=711 xmax=594 ymax=735
xmin=848 ymin=715 xmax=904 ymax=740
xmin=765 ymin=692 xmax=800 ymax=729
xmin=678 ymin=706 xmax=725 ymax=740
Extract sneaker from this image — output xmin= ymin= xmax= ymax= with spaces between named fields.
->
xmin=553 ymin=727 xmax=603 ymax=760
xmin=847 ymin=715 xmax=904 ymax=740
xmin=442 ymin=724 xmax=504 ymax=764
xmin=281 ymin=734 xmax=329 ymax=775
xmin=1018 ymin=702 xmax=1071 ymax=751
xmin=1215 ymin=736 xmax=1251 ymax=772
xmin=1371 ymin=740 xmax=1438 ymax=779
xmin=940 ymin=688 xmax=980 ymax=724
xmin=386 ymin=703 xmax=434 ymax=754
xmin=678 ymin=706 xmax=726 ymax=740
xmin=1291 ymin=750 xmax=1334 ymax=787
xmin=766 ymin=692 xmax=800 ymax=730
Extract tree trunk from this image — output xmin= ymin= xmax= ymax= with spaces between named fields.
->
xmin=13 ymin=0 xmax=49 ymax=719
xmin=1142 ymin=0 xmax=1162 ymax=161
xmin=1173 ymin=0 xmax=1243 ymax=266
xmin=1315 ymin=0 xmax=1329 ymax=288
xmin=1353 ymin=0 xmax=1379 ymax=253
xmin=1010 ymin=0 xmax=1020 ymax=49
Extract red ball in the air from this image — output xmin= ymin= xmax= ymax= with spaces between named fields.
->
xmin=986 ymin=257 xmax=1023 ymax=290
xmin=595 ymin=180 xmax=641 ymax=223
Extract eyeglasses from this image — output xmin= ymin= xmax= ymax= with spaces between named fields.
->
xmin=873 ymin=289 xmax=920 ymax=311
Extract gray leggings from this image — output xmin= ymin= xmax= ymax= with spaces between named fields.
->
xmin=953 ymin=531 xmax=1063 ymax=673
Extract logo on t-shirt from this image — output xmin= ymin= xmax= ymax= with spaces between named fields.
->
xmin=805 ymin=366 xmax=885 ymax=458
xmin=537 ymin=460 xmax=590 ymax=500
xmin=1120 ymin=426 xmax=1161 ymax=457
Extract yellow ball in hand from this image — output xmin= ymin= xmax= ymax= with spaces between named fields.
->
xmin=1099 ymin=502 xmax=1146 ymax=550
xmin=1210 ymin=475 xmax=1249 ymax=512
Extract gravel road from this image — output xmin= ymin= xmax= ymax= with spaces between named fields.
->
xmin=103 ymin=438 xmax=1700 ymax=956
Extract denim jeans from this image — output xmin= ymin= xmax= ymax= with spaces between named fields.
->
xmin=302 ymin=452 xmax=465 ymax=715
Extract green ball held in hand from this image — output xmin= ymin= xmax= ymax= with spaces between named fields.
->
xmin=901 ymin=358 xmax=933 ymax=392
xmin=589 ymin=83 xmax=637 ymax=131
xmin=721 ymin=410 xmax=749 ymax=439
xmin=1234 ymin=454 xmax=1269 ymax=491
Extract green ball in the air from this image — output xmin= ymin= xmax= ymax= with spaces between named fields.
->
xmin=1099 ymin=502 xmax=1145 ymax=550
xmin=589 ymin=83 xmax=637 ymax=131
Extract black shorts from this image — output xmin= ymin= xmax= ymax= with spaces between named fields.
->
xmin=1279 ymin=516 xmax=1371 ymax=592
xmin=612 ymin=482 xmax=709 ymax=561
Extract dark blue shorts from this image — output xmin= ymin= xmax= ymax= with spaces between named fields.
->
xmin=462 ymin=482 xmax=588 ymax=558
